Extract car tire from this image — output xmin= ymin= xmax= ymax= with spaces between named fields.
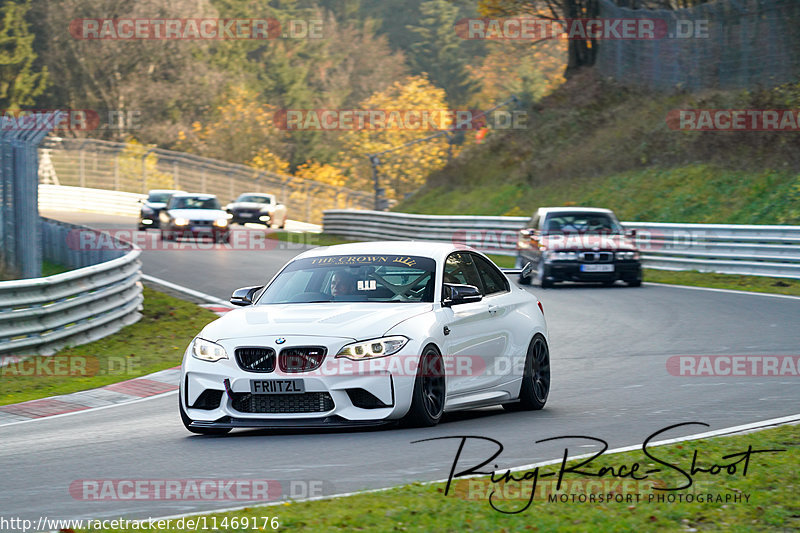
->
xmin=537 ymin=261 xmax=554 ymax=288
xmin=602 ymin=280 xmax=616 ymax=287
xmin=179 ymin=392 xmax=231 ymax=435
xmin=516 ymin=255 xmax=532 ymax=285
xmin=627 ymin=279 xmax=642 ymax=287
xmin=402 ymin=345 xmax=445 ymax=427
xmin=503 ymin=334 xmax=550 ymax=411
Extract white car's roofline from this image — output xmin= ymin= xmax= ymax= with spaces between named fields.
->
xmin=538 ymin=206 xmax=614 ymax=215
xmin=292 ymin=241 xmax=476 ymax=263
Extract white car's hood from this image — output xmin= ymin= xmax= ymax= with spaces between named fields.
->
xmin=202 ymin=302 xmax=433 ymax=341
xmin=167 ymin=209 xmax=227 ymax=221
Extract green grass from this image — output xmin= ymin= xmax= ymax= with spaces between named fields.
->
xmin=644 ymin=269 xmax=800 ymax=297
xmin=70 ymin=423 xmax=799 ymax=532
xmin=0 ymin=286 xmax=219 ymax=406
xmin=400 ymin=165 xmax=800 ymax=225
xmin=267 ymin=231 xmax=355 ymax=247
xmin=41 ymin=260 xmax=71 ymax=277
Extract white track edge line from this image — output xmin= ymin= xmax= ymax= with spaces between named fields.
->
xmin=122 ymin=412 xmax=800 ymax=526
xmin=644 ymin=281 xmax=800 ymax=301
xmin=141 ymin=274 xmax=230 ymax=306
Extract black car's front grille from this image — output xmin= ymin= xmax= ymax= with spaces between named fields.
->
xmin=235 ymin=347 xmax=276 ymax=372
xmin=190 ymin=220 xmax=213 ymax=226
xmin=231 ymin=392 xmax=334 ymax=413
xmin=579 ymin=251 xmax=614 ymax=262
xmin=279 ymin=347 xmax=327 ymax=373
xmin=190 ymin=389 xmax=224 ymax=410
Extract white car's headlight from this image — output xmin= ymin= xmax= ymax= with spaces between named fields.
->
xmin=336 ymin=336 xmax=408 ymax=360
xmin=192 ymin=338 xmax=228 ymax=362
xmin=615 ymin=251 xmax=639 ymax=260
xmin=174 ymin=218 xmax=189 ymax=226
xmin=213 ymin=218 xmax=228 ymax=227
xmin=545 ymin=251 xmax=578 ymax=261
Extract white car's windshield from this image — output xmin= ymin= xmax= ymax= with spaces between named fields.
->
xmin=258 ymin=254 xmax=436 ymax=304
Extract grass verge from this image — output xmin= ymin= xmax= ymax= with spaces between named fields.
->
xmin=0 ymin=286 xmax=219 ymax=406
xmin=644 ymin=269 xmax=800 ymax=297
xmin=267 ymin=231 xmax=355 ymax=247
xmin=70 ymin=423 xmax=798 ymax=532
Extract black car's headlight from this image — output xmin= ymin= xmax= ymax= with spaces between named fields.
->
xmin=192 ymin=338 xmax=229 ymax=362
xmin=615 ymin=251 xmax=639 ymax=261
xmin=335 ymin=336 xmax=408 ymax=360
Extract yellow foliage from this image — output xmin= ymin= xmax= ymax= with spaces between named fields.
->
xmin=295 ymin=160 xmax=348 ymax=188
xmin=177 ymin=85 xmax=288 ymax=173
xmin=118 ymin=139 xmax=174 ymax=190
xmin=248 ymin=148 xmax=290 ymax=175
xmin=340 ymin=75 xmax=457 ymax=200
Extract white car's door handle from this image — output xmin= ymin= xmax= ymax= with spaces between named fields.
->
xmin=488 ymin=305 xmax=499 ymax=315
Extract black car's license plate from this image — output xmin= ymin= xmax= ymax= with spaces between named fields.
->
xmin=250 ymin=379 xmax=305 ymax=394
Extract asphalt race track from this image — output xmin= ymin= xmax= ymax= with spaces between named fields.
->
xmin=1 ymin=212 xmax=798 ymax=523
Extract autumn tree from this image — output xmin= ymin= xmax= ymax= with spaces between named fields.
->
xmin=29 ymin=0 xmax=227 ymax=143
xmin=467 ymin=38 xmax=566 ymax=105
xmin=177 ymin=85 xmax=290 ymax=175
xmin=340 ymin=75 xmax=456 ymax=201
xmin=0 ymin=0 xmax=48 ymax=109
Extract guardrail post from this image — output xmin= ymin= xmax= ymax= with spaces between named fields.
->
xmin=79 ymin=149 xmax=85 ymax=188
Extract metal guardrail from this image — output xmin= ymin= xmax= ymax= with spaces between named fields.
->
xmin=323 ymin=210 xmax=800 ymax=279
xmin=39 ymin=184 xmax=146 ymax=217
xmin=40 ymin=137 xmax=373 ymax=224
xmin=0 ymin=218 xmax=143 ymax=356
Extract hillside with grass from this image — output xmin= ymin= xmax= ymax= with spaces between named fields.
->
xmin=397 ymin=72 xmax=800 ymax=224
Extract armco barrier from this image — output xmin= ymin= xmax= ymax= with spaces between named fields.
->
xmin=322 ymin=210 xmax=800 ymax=279
xmin=0 ymin=218 xmax=143 ymax=357
xmin=38 ymin=183 xmax=145 ymax=217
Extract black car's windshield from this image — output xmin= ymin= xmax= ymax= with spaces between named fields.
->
xmin=169 ymin=196 xmax=222 ymax=210
xmin=147 ymin=192 xmax=173 ymax=203
xmin=237 ymin=195 xmax=271 ymax=204
xmin=543 ymin=213 xmax=623 ymax=234
xmin=258 ymin=255 xmax=436 ymax=304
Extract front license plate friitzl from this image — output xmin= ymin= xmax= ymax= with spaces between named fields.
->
xmin=250 ymin=379 xmax=305 ymax=394
xmin=580 ymin=264 xmax=614 ymax=272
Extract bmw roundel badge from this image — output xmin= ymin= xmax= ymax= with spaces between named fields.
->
xmin=276 ymin=338 xmax=286 ymax=344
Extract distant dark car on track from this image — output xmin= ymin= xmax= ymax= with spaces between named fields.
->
xmin=516 ymin=207 xmax=642 ymax=288
xmin=138 ymin=189 xmax=185 ymax=230
xmin=158 ymin=193 xmax=231 ymax=243
xmin=226 ymin=193 xmax=288 ymax=229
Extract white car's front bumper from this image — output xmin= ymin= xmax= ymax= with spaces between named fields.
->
xmin=181 ymin=335 xmax=420 ymax=429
